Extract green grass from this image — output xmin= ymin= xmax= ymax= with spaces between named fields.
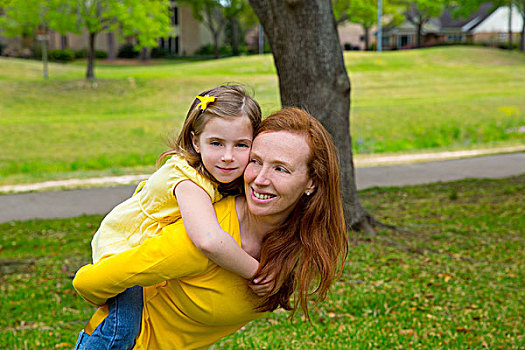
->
xmin=1 ymin=175 xmax=523 ymax=349
xmin=1 ymin=46 xmax=524 ymax=185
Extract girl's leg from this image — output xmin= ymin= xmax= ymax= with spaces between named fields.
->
xmin=73 ymin=329 xmax=88 ymax=349
xmin=81 ymin=286 xmax=143 ymax=350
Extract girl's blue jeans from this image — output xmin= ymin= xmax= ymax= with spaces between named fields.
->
xmin=74 ymin=286 xmax=143 ymax=350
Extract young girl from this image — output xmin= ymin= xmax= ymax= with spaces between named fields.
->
xmin=79 ymin=85 xmax=268 ymax=349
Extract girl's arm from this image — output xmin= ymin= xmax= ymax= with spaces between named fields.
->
xmin=73 ymin=218 xmax=209 ymax=306
xmin=175 ymin=180 xmax=259 ymax=280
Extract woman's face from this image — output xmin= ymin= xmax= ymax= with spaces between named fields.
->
xmin=244 ymin=131 xmax=315 ymax=222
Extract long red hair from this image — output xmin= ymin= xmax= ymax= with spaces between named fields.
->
xmin=251 ymin=108 xmax=348 ymax=319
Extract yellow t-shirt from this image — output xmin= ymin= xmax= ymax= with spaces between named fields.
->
xmin=74 ymin=196 xmax=265 ymax=349
xmin=91 ymin=155 xmax=221 ymax=263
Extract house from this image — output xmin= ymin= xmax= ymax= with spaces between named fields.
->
xmin=0 ymin=2 xmax=218 ymax=58
xmin=380 ymin=3 xmax=523 ymax=50
xmin=338 ymin=22 xmax=376 ymax=51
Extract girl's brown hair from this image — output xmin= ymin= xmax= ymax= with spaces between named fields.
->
xmin=251 ymin=107 xmax=348 ymax=319
xmin=157 ymin=85 xmax=261 ymax=191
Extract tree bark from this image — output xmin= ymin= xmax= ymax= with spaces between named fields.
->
xmin=364 ymin=26 xmax=370 ymax=50
xmin=140 ymin=47 xmax=151 ymax=61
xmin=248 ymin=0 xmax=373 ymax=232
xmin=417 ymin=22 xmax=422 ymax=48
xmin=86 ymin=32 xmax=97 ymax=80
xmin=60 ymin=35 xmax=68 ymax=50
xmin=232 ymin=17 xmax=240 ymax=56
xmin=520 ymin=13 xmax=525 ymax=52
xmin=204 ymin=5 xmax=222 ymax=59
xmin=107 ymin=32 xmax=117 ymax=60
xmin=508 ymin=3 xmax=513 ymax=50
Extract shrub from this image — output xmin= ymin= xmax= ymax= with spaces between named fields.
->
xmin=497 ymin=42 xmax=518 ymax=50
xmin=74 ymin=49 xmax=107 ymax=59
xmin=75 ymin=49 xmax=87 ymax=58
xmin=195 ymin=44 xmax=214 ymax=56
xmin=117 ymin=44 xmax=139 ymax=58
xmin=48 ymin=49 xmax=75 ymax=62
xmin=151 ymin=47 xmax=171 ymax=58
xmin=0 ymin=43 xmax=5 ymax=55
xmin=95 ymin=50 xmax=107 ymax=59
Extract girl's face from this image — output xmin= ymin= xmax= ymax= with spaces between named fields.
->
xmin=244 ymin=131 xmax=315 ymax=223
xmin=191 ymin=115 xmax=253 ymax=184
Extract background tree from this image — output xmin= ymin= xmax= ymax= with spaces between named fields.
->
xmin=516 ymin=0 xmax=525 ymax=51
xmin=0 ymin=0 xmax=49 ymax=46
xmin=71 ymin=0 xmax=171 ymax=79
xmin=180 ymin=0 xmax=225 ymax=58
xmin=249 ymin=0 xmax=376 ymax=232
xmin=222 ymin=0 xmax=251 ymax=55
xmin=0 ymin=0 xmax=78 ymax=78
xmin=395 ymin=0 xmax=446 ymax=48
xmin=333 ymin=0 xmax=377 ymax=50
xmin=333 ymin=0 xmax=403 ymax=50
xmin=116 ymin=0 xmax=172 ymax=62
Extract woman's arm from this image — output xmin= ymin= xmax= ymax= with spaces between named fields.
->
xmin=175 ymin=180 xmax=259 ymax=280
xmin=73 ymin=219 xmax=209 ymax=306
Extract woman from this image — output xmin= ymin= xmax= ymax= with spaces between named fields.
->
xmin=73 ymin=108 xmax=348 ymax=349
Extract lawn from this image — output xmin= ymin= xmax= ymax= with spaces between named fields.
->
xmin=0 ymin=46 xmax=524 ymax=185
xmin=1 ymin=175 xmax=523 ymax=349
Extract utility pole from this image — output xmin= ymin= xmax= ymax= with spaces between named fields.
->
xmin=377 ymin=0 xmax=383 ymax=52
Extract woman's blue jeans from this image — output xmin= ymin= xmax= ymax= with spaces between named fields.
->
xmin=74 ymin=286 xmax=143 ymax=350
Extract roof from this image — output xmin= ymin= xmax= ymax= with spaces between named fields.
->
xmin=381 ymin=2 xmax=497 ymax=35
xmin=439 ymin=2 xmax=495 ymax=30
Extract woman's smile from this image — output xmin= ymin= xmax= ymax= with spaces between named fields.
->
xmin=251 ymin=187 xmax=277 ymax=201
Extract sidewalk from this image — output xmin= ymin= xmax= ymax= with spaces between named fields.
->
xmin=0 ymin=152 xmax=523 ymax=223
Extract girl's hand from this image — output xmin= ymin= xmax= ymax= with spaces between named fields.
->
xmin=249 ymin=273 xmax=276 ymax=297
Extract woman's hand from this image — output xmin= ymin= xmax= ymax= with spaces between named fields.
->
xmin=249 ymin=273 xmax=276 ymax=297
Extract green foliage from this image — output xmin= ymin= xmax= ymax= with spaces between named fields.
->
xmin=48 ymin=48 xmax=75 ymax=62
xmin=0 ymin=0 xmax=79 ymax=39
xmin=0 ymin=0 xmax=48 ymax=38
xmin=116 ymin=0 xmax=172 ymax=50
xmin=0 ymin=176 xmax=523 ymax=348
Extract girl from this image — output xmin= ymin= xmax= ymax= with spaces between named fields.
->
xmin=81 ymin=85 xmax=267 ymax=349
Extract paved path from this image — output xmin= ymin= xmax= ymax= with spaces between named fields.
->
xmin=0 ymin=152 xmax=523 ymax=223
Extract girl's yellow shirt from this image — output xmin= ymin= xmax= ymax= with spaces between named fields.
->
xmin=73 ymin=196 xmax=264 ymax=350
xmin=91 ymin=155 xmax=221 ymax=263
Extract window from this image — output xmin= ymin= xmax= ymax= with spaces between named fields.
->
xmin=171 ymin=6 xmax=178 ymax=26
xmin=398 ymin=35 xmax=411 ymax=47
xmin=446 ymin=34 xmax=463 ymax=43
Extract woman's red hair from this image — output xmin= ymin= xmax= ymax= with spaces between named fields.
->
xmin=252 ymin=107 xmax=348 ymax=320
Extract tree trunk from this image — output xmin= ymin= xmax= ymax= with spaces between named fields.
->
xmin=86 ymin=32 xmax=97 ymax=80
xmin=232 ymin=17 xmax=240 ymax=56
xmin=364 ymin=26 xmax=370 ymax=50
xmin=508 ymin=3 xmax=513 ymax=50
xmin=107 ymin=32 xmax=117 ymax=60
xmin=139 ymin=47 xmax=151 ymax=61
xmin=520 ymin=12 xmax=525 ymax=52
xmin=417 ymin=22 xmax=422 ymax=48
xmin=213 ymin=33 xmax=220 ymax=58
xmin=205 ymin=5 xmax=221 ymax=59
xmin=248 ymin=0 xmax=373 ymax=232
xmin=60 ymin=35 xmax=68 ymax=50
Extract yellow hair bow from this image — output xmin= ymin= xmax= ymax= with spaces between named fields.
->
xmin=196 ymin=95 xmax=217 ymax=111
